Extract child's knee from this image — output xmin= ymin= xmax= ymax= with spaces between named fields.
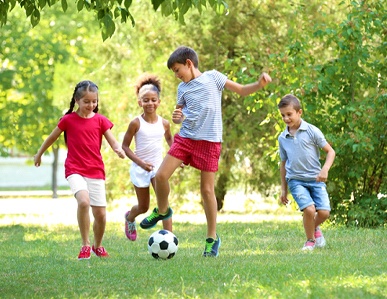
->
xmin=319 ymin=209 xmax=330 ymax=220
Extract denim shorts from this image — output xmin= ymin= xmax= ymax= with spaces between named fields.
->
xmin=287 ymin=179 xmax=331 ymax=211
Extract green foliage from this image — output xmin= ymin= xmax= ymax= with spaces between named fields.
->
xmin=0 ymin=0 xmax=228 ymax=40
xmin=268 ymin=0 xmax=387 ymax=227
xmin=0 ymin=221 xmax=386 ymax=298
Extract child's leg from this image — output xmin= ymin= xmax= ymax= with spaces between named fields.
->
xmin=200 ymin=171 xmax=217 ymax=239
xmin=302 ymin=205 xmax=316 ymax=240
xmin=75 ymin=190 xmax=91 ymax=246
xmin=127 ymin=186 xmax=151 ymax=222
xmin=315 ymin=210 xmax=330 ymax=228
xmin=91 ymin=206 xmax=106 ymax=248
xmin=154 ymin=154 xmax=183 ymax=214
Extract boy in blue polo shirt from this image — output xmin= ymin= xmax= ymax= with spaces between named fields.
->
xmin=140 ymin=46 xmax=272 ymax=257
xmin=278 ymin=94 xmax=336 ymax=251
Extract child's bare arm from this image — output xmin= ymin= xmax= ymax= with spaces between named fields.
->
xmin=104 ymin=129 xmax=125 ymax=159
xmin=317 ymin=143 xmax=336 ymax=182
xmin=34 ymin=127 xmax=63 ymax=166
xmin=225 ymin=72 xmax=272 ymax=96
xmin=280 ymin=161 xmax=289 ymax=205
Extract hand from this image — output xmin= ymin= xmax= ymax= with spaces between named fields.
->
xmin=141 ymin=162 xmax=155 ymax=172
xmin=280 ymin=193 xmax=289 ymax=205
xmin=172 ymin=108 xmax=183 ymax=123
xmin=115 ymin=148 xmax=125 ymax=159
xmin=34 ymin=155 xmax=41 ymax=167
xmin=316 ymin=168 xmax=329 ymax=182
xmin=258 ymin=72 xmax=272 ymax=88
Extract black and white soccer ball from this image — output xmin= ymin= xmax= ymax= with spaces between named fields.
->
xmin=148 ymin=229 xmax=178 ymax=260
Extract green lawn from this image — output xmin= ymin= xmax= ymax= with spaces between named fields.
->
xmin=0 ymin=219 xmax=386 ymax=298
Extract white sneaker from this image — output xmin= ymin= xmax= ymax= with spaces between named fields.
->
xmin=302 ymin=240 xmax=316 ymax=251
xmin=314 ymin=227 xmax=326 ymax=248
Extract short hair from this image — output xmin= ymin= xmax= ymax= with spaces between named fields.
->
xmin=167 ymin=46 xmax=199 ymax=69
xmin=135 ymin=73 xmax=161 ymax=99
xmin=278 ymin=94 xmax=302 ymax=111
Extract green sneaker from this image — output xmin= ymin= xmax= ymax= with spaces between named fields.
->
xmin=140 ymin=207 xmax=173 ymax=229
xmin=203 ymin=234 xmax=221 ymax=257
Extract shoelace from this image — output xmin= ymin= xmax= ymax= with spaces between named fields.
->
xmin=205 ymin=240 xmax=215 ymax=252
xmin=128 ymin=222 xmax=136 ymax=231
xmin=97 ymin=247 xmax=107 ymax=254
xmin=147 ymin=210 xmax=159 ymax=221
xmin=81 ymin=246 xmax=90 ymax=253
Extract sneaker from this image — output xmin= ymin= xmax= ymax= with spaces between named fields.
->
xmin=125 ymin=211 xmax=137 ymax=241
xmin=302 ymin=239 xmax=316 ymax=251
xmin=203 ymin=234 xmax=221 ymax=257
xmin=314 ymin=227 xmax=326 ymax=248
xmin=78 ymin=245 xmax=91 ymax=260
xmin=92 ymin=245 xmax=109 ymax=258
xmin=140 ymin=207 xmax=173 ymax=229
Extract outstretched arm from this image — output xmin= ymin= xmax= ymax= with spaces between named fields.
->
xmin=104 ymin=129 xmax=125 ymax=159
xmin=34 ymin=126 xmax=63 ymax=167
xmin=224 ymin=72 xmax=272 ymax=96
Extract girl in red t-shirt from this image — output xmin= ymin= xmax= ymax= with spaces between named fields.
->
xmin=34 ymin=80 xmax=125 ymax=260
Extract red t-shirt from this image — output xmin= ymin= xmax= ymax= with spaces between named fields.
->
xmin=58 ymin=112 xmax=113 ymax=180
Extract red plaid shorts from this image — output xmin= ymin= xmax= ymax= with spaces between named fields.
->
xmin=168 ymin=134 xmax=221 ymax=172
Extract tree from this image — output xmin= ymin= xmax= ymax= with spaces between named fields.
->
xmin=0 ymin=0 xmax=228 ymax=40
xmin=267 ymin=0 xmax=386 ymax=227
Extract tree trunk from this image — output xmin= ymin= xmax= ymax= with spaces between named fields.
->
xmin=215 ymin=172 xmax=229 ymax=211
xmin=52 ymin=144 xmax=59 ymax=198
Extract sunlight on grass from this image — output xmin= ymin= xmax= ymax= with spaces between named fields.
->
xmin=1 ymin=219 xmax=386 ymax=298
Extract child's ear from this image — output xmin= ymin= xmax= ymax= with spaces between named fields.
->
xmin=186 ymin=59 xmax=194 ymax=68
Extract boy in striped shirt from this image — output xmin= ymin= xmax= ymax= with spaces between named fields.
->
xmin=141 ymin=46 xmax=271 ymax=257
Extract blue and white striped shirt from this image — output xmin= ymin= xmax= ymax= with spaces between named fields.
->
xmin=177 ymin=70 xmax=227 ymax=142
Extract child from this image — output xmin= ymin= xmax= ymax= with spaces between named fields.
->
xmin=140 ymin=46 xmax=272 ymax=257
xmin=122 ymin=74 xmax=173 ymax=241
xmin=34 ymin=80 xmax=125 ymax=260
xmin=278 ymin=94 xmax=335 ymax=251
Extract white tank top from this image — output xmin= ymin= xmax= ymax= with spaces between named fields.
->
xmin=134 ymin=115 xmax=165 ymax=166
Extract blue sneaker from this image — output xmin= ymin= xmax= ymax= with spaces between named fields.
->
xmin=140 ymin=207 xmax=173 ymax=229
xmin=203 ymin=234 xmax=221 ymax=257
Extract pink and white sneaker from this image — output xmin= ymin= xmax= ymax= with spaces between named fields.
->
xmin=302 ymin=239 xmax=316 ymax=251
xmin=125 ymin=211 xmax=137 ymax=241
xmin=314 ymin=227 xmax=326 ymax=248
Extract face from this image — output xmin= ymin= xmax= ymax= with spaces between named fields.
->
xmin=139 ymin=90 xmax=160 ymax=113
xmin=76 ymin=91 xmax=98 ymax=115
xmin=170 ymin=61 xmax=194 ymax=83
xmin=279 ymin=105 xmax=302 ymax=131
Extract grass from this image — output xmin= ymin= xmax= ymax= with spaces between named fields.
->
xmin=0 ymin=220 xmax=386 ymax=299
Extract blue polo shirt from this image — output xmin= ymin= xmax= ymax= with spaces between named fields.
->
xmin=279 ymin=119 xmax=328 ymax=181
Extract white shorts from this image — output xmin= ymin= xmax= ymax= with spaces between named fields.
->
xmin=67 ymin=174 xmax=107 ymax=207
xmin=130 ymin=163 xmax=158 ymax=188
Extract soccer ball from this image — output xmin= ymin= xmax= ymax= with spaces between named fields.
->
xmin=148 ymin=229 xmax=178 ymax=260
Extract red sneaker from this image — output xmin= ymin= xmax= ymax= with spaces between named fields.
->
xmin=78 ymin=245 xmax=91 ymax=260
xmin=92 ymin=245 xmax=109 ymax=258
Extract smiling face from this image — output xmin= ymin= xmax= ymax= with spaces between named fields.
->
xmin=76 ymin=91 xmax=98 ymax=117
xmin=139 ymin=90 xmax=160 ymax=114
xmin=279 ymin=104 xmax=302 ymax=131
xmin=170 ymin=61 xmax=196 ymax=83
